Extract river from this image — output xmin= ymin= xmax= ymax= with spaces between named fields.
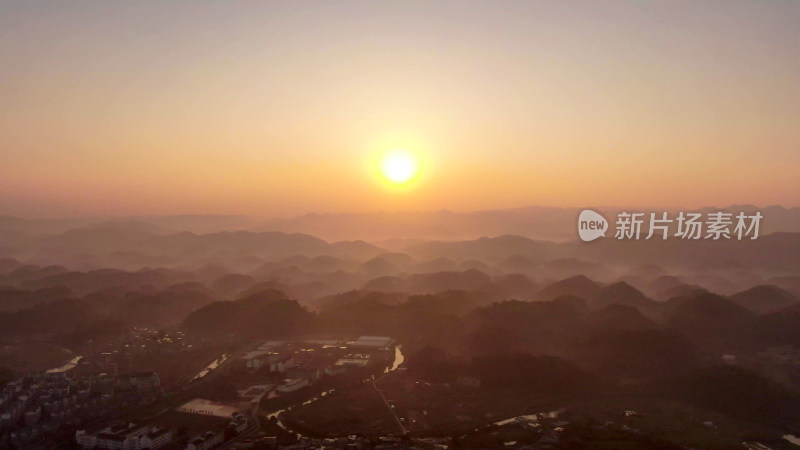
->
xmin=191 ymin=353 xmax=230 ymax=381
xmin=264 ymin=345 xmax=568 ymax=442
xmin=386 ymin=344 xmax=404 ymax=372
xmin=491 ymin=409 xmax=563 ymax=428
xmin=784 ymin=434 xmax=800 ymax=446
xmin=46 ymin=356 xmax=82 ymax=373
xmin=266 ymin=344 xmax=406 ymax=439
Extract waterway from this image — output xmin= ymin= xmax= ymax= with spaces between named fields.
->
xmin=266 ymin=344 xmax=406 ymax=439
xmin=784 ymin=434 xmax=800 ymax=447
xmin=390 ymin=345 xmax=404 ymax=371
xmin=46 ymin=356 xmax=82 ymax=373
xmin=191 ymin=353 xmax=229 ymax=381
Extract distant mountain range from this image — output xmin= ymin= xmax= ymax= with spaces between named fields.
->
xmin=3 ymin=204 xmax=799 ymax=243
xmin=252 ymin=204 xmax=800 ymax=241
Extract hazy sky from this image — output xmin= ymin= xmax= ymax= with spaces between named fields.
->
xmin=1 ymin=1 xmax=799 ymax=218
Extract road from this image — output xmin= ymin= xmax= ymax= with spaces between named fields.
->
xmin=372 ymin=378 xmax=407 ymax=435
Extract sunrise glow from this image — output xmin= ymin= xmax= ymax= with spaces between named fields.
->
xmin=380 ymin=150 xmax=419 ymax=185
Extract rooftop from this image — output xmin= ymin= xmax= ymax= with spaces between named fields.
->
xmin=176 ymin=398 xmax=240 ymax=418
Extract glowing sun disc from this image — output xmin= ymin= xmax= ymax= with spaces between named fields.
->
xmin=381 ymin=150 xmax=418 ymax=184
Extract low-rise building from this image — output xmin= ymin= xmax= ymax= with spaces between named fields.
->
xmin=325 ymin=365 xmax=347 ymax=376
xmin=239 ymin=350 xmax=279 ymax=370
xmin=335 ymin=357 xmax=370 ymax=368
xmin=269 ymin=354 xmax=295 ymax=373
xmin=142 ymin=428 xmax=172 ymax=449
xmin=76 ymin=423 xmax=172 ymax=450
xmin=117 ymin=372 xmax=160 ymax=392
xmin=350 ymin=336 xmax=393 ymax=349
xmin=276 ymin=378 xmax=308 ymax=393
xmin=186 ymin=429 xmax=224 ymax=450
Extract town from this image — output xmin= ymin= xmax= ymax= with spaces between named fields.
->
xmin=0 ymin=332 xmax=407 ymax=449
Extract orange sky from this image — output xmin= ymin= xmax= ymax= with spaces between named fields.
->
xmin=1 ymin=1 xmax=798 ymax=218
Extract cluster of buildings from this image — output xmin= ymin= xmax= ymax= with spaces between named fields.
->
xmin=349 ymin=336 xmax=394 ymax=349
xmin=76 ymin=423 xmax=172 ymax=450
xmin=76 ymin=398 xmax=249 ymax=450
xmin=86 ymin=327 xmax=215 ymax=381
xmin=238 ymin=434 xmax=454 ymax=449
xmin=185 ymin=412 xmax=247 ymax=450
xmin=116 ymin=372 xmax=161 ymax=392
xmin=238 ymin=338 xmax=392 ymax=397
xmin=177 ymin=399 xmax=249 ymax=450
xmin=2 ymin=335 xmax=398 ymax=449
xmin=0 ymin=371 xmax=161 ymax=448
xmin=239 ymin=341 xmax=294 ymax=372
xmin=487 ymin=414 xmax=569 ymax=450
xmin=123 ymin=328 xmax=206 ymax=357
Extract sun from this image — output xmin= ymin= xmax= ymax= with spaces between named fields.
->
xmin=380 ymin=150 xmax=419 ymax=185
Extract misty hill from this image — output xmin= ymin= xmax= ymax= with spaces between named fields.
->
xmin=360 ymin=256 xmax=401 ymax=277
xmin=403 ymin=235 xmax=554 ymax=263
xmin=21 ymin=230 xmax=385 ymax=269
xmin=656 ymin=283 xmax=708 ymax=302
xmin=372 ymin=252 xmax=414 ymax=268
xmin=302 ymin=255 xmax=355 ymax=272
xmin=497 ymin=254 xmax=537 ymax=273
xmin=406 ymin=349 xmax=592 ymax=396
xmin=313 ymin=290 xmax=408 ymax=312
xmin=316 ymin=291 xmax=471 ymax=347
xmin=182 ymin=289 xmax=315 ymax=338
xmin=1 ymin=264 xmax=69 ymax=285
xmin=413 ymin=257 xmax=458 ymax=273
xmin=360 ymin=275 xmax=404 ymax=292
xmin=406 ymin=269 xmax=492 ymax=293
xmin=583 ymin=304 xmax=658 ymax=335
xmin=535 ymin=275 xmax=602 ymax=301
xmin=472 ymin=353 xmax=591 ymax=395
xmin=0 ymin=217 xmax=95 ymax=251
xmin=254 ymin=207 xmax=582 ymax=241
xmin=237 ymin=280 xmax=292 ymax=298
xmin=211 ymin=273 xmax=256 ymax=298
xmin=575 ymin=329 xmax=696 ymax=381
xmin=160 ymin=281 xmax=216 ymax=297
xmin=754 ymin=303 xmax=800 ymax=347
xmin=17 ymin=268 xmax=194 ymax=296
xmin=404 ymin=290 xmax=484 ymax=316
xmin=592 ymin=281 xmax=659 ymax=316
xmin=359 ymin=270 xmax=535 ymax=301
xmin=0 ymin=299 xmax=105 ymax=338
xmin=35 ymin=223 xmax=162 ymax=256
xmin=458 ymin=259 xmax=496 ymax=273
xmin=0 ymin=215 xmax=256 ymax=237
xmin=115 ymin=289 xmax=218 ymax=327
xmin=250 ymin=205 xmax=800 ymax=242
xmin=465 ymin=299 xmax=586 ymax=355
xmin=491 ymin=273 xmax=538 ymax=299
xmin=676 ymin=365 xmax=800 ymax=428
xmin=566 ymin=232 xmax=800 ymax=273
xmin=541 ymin=258 xmax=614 ymax=281
xmin=665 ymin=292 xmax=757 ymax=350
xmin=127 ymin=215 xmax=257 ymax=234
xmin=767 ymin=276 xmax=800 ymax=298
xmin=728 ymin=285 xmax=798 ymax=314
xmin=78 ymin=219 xmax=168 ymax=236
xmin=0 ymin=258 xmax=22 ymax=274
xmin=0 ymin=286 xmax=75 ymax=312
xmin=644 ymin=275 xmax=685 ymax=297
